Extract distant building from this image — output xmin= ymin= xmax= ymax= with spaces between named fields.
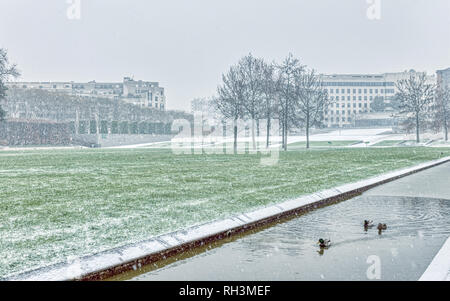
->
xmin=437 ymin=67 xmax=450 ymax=91
xmin=321 ymin=70 xmax=435 ymax=128
xmin=71 ymin=81 xmax=123 ymax=99
xmin=121 ymin=77 xmax=165 ymax=110
xmin=6 ymin=77 xmax=166 ymax=111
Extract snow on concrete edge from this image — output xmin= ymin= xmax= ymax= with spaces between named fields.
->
xmin=419 ymin=236 xmax=450 ymax=281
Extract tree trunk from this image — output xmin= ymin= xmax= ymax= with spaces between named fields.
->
xmin=283 ymin=106 xmax=288 ymax=151
xmin=285 ymin=124 xmax=288 ymax=150
xmin=444 ymin=112 xmax=448 ymax=141
xmin=256 ymin=119 xmax=260 ymax=137
xmin=266 ymin=115 xmax=271 ymax=148
xmin=251 ymin=117 xmax=256 ymax=150
xmin=256 ymin=119 xmax=260 ymax=151
xmin=415 ymin=112 xmax=420 ymax=143
xmin=306 ymin=114 xmax=310 ymax=149
xmin=222 ymin=121 xmax=227 ymax=153
xmin=233 ymin=118 xmax=238 ymax=154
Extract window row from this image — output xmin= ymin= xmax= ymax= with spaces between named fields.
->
xmin=327 ymin=88 xmax=394 ymax=94
xmin=327 ymin=108 xmax=368 ymax=115
xmin=322 ymin=82 xmax=395 ymax=87
xmin=329 ymin=103 xmax=369 ymax=108
xmin=325 ymin=117 xmax=353 ymax=123
xmin=330 ymin=96 xmax=382 ymax=101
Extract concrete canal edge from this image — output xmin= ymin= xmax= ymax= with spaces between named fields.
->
xmin=5 ymin=156 xmax=450 ymax=281
xmin=419 ymin=237 xmax=450 ymax=281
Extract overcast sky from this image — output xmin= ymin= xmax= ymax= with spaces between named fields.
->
xmin=1 ymin=0 xmax=449 ymax=111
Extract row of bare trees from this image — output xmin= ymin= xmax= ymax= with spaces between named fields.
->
xmin=214 ymin=53 xmax=330 ymax=152
xmin=394 ymin=72 xmax=450 ymax=143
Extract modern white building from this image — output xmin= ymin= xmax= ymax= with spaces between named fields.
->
xmin=321 ymin=70 xmax=435 ymax=127
xmin=6 ymin=77 xmax=166 ymax=111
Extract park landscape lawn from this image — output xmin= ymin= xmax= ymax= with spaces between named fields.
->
xmin=0 ymin=147 xmax=449 ymax=277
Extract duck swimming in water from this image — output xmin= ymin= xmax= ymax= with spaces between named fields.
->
xmin=364 ymin=220 xmax=374 ymax=230
xmin=377 ymin=223 xmax=387 ymax=230
xmin=318 ymin=238 xmax=331 ymax=248
xmin=377 ymin=223 xmax=387 ymax=234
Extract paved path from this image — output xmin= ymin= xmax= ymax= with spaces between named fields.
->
xmin=122 ymin=162 xmax=450 ymax=281
xmin=420 ymin=237 xmax=450 ymax=281
xmin=365 ymin=161 xmax=450 ymax=200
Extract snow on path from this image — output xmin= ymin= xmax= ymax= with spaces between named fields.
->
xmin=420 ymin=236 xmax=450 ymax=281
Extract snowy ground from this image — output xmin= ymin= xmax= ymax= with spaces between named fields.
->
xmin=101 ymin=127 xmax=450 ymax=150
xmin=420 ymin=237 xmax=450 ymax=281
xmin=1 ymin=147 xmax=449 ymax=278
xmin=106 ymin=128 xmax=391 ymax=149
xmin=0 ymin=145 xmax=87 ymax=151
xmin=1 ymin=128 xmax=448 ymax=151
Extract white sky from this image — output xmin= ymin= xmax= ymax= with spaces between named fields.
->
xmin=1 ymin=0 xmax=450 ymax=111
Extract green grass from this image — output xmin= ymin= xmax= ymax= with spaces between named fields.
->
xmin=0 ymin=147 xmax=449 ymax=277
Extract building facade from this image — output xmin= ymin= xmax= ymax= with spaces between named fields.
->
xmin=6 ymin=77 xmax=166 ymax=110
xmin=437 ymin=67 xmax=450 ymax=91
xmin=321 ymin=70 xmax=435 ymax=128
xmin=121 ymin=77 xmax=165 ymax=110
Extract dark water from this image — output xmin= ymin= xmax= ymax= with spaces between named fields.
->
xmin=118 ymin=195 xmax=450 ymax=281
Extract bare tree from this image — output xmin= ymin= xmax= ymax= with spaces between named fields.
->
xmin=276 ymin=53 xmax=305 ymax=151
xmin=394 ymin=73 xmax=435 ymax=143
xmin=293 ymin=69 xmax=330 ymax=148
xmin=239 ymin=54 xmax=264 ymax=150
xmin=0 ymin=48 xmax=20 ymax=121
xmin=215 ymin=65 xmax=245 ymax=153
xmin=434 ymin=86 xmax=450 ymax=141
xmin=260 ymin=60 xmax=279 ymax=148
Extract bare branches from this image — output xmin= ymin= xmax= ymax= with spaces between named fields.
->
xmin=239 ymin=54 xmax=266 ymax=149
xmin=240 ymin=54 xmax=264 ymax=119
xmin=214 ymin=53 xmax=330 ymax=151
xmin=216 ymin=65 xmax=245 ymax=120
xmin=394 ymin=72 xmax=435 ymax=142
xmin=396 ymin=73 xmax=435 ymax=114
xmin=0 ymin=49 xmax=20 ymax=80
xmin=276 ymin=53 xmax=305 ymax=150
xmin=292 ymin=68 xmax=330 ymax=148
xmin=260 ymin=60 xmax=279 ymax=148
xmin=216 ymin=63 xmax=247 ymax=153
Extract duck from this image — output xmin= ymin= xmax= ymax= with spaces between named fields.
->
xmin=364 ymin=220 xmax=374 ymax=229
xmin=377 ymin=223 xmax=387 ymax=234
xmin=377 ymin=223 xmax=387 ymax=231
xmin=318 ymin=238 xmax=331 ymax=248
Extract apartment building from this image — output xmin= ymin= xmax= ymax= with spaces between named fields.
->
xmin=6 ymin=77 xmax=166 ymax=111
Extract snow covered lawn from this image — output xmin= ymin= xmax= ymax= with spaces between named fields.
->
xmin=287 ymin=140 xmax=361 ymax=148
xmin=371 ymin=140 xmax=410 ymax=147
xmin=1 ymin=147 xmax=449 ymax=277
